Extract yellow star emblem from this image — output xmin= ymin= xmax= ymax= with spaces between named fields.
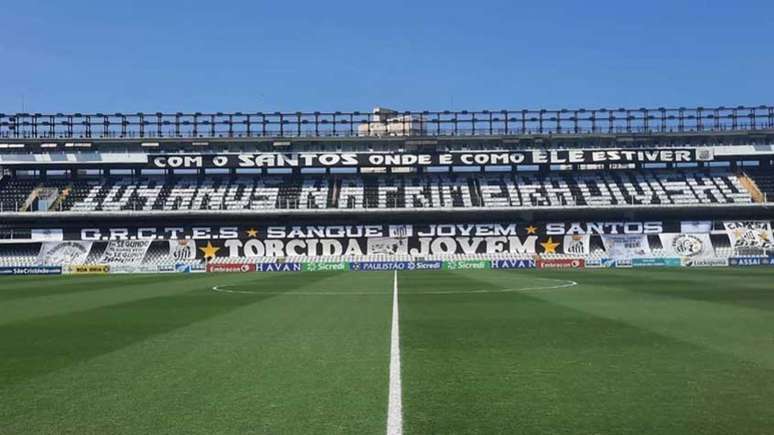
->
xmin=246 ymin=228 xmax=258 ymax=238
xmin=540 ymin=237 xmax=560 ymax=254
xmin=199 ymin=241 xmax=221 ymax=260
xmin=525 ymin=225 xmax=538 ymax=235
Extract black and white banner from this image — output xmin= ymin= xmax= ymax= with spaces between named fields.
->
xmin=169 ymin=240 xmax=197 ymax=261
xmin=148 ymin=149 xmax=705 ymax=169
xmin=99 ymin=240 xmax=151 ymax=264
xmin=601 ymin=235 xmax=651 ymax=259
xmin=659 ymin=233 xmax=715 ymax=258
xmin=37 ymin=241 xmax=92 ymax=265
xmin=723 ymin=221 xmax=773 ymax=250
xmin=562 ymin=234 xmax=590 ymax=255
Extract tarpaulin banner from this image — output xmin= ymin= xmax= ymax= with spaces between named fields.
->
xmin=147 ymin=149 xmax=704 ymax=170
xmin=562 ymin=234 xmax=590 ymax=256
xmin=109 ymin=264 xmax=161 ymax=274
xmin=30 ymin=229 xmax=64 ymax=242
xmin=723 ymin=221 xmax=773 ymax=250
xmin=169 ymin=240 xmax=197 ymax=261
xmin=37 ymin=241 xmax=92 ymax=265
xmin=100 ymin=240 xmax=151 ymax=264
xmin=680 ymin=221 xmax=713 ymax=234
xmin=658 ymin=233 xmax=715 ymax=259
xmin=601 ymin=235 xmax=651 ymax=259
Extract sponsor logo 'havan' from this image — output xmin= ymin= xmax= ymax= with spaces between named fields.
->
xmin=491 ymin=259 xmax=536 ymax=269
xmin=257 ymin=263 xmax=302 ymax=272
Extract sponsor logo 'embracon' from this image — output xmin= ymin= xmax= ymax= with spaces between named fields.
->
xmin=206 ymin=264 xmax=256 ymax=273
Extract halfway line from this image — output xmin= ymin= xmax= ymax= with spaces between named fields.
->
xmin=387 ymin=270 xmax=403 ymax=435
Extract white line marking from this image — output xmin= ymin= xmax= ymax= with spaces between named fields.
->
xmin=387 ymin=270 xmax=403 ymax=435
xmin=210 ymin=278 xmax=578 ymax=296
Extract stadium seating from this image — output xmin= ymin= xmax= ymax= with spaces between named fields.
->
xmin=0 ymin=243 xmax=40 ymax=266
xmin=746 ymin=169 xmax=774 ymax=202
xmin=0 ymin=170 xmax=756 ymax=212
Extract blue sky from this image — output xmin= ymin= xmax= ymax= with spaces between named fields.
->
xmin=1 ymin=0 xmax=772 ymax=113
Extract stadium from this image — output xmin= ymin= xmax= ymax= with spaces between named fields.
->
xmin=1 ymin=105 xmax=774 ymax=433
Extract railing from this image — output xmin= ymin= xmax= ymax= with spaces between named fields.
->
xmin=1 ymin=106 xmax=773 ymax=140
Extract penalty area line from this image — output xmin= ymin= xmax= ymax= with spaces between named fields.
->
xmin=387 ymin=270 xmax=403 ymax=435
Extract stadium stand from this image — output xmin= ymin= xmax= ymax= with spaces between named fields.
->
xmin=745 ymin=169 xmax=774 ymax=202
xmin=0 ymin=170 xmax=757 ymax=212
xmin=0 ymin=105 xmax=772 ymax=270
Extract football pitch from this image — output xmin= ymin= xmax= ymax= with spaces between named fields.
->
xmin=1 ymin=268 xmax=774 ymax=434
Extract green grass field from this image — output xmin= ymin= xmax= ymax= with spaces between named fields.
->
xmin=1 ymin=268 xmax=774 ymax=434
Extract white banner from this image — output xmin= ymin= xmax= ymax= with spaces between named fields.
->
xmin=601 ymin=235 xmax=651 ymax=259
xmin=563 ymin=234 xmax=590 ymax=255
xmin=659 ymin=233 xmax=715 ymax=258
xmin=31 ymin=229 xmax=64 ymax=242
xmin=37 ymin=241 xmax=92 ymax=265
xmin=366 ymin=237 xmax=408 ymax=255
xmin=680 ymin=221 xmax=712 ymax=234
xmin=109 ymin=264 xmax=160 ymax=274
xmin=99 ymin=240 xmax=151 ymax=264
xmin=723 ymin=221 xmax=773 ymax=250
xmin=169 ymin=240 xmax=197 ymax=261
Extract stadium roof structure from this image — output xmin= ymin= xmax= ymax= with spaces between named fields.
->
xmin=1 ymin=105 xmax=773 ymax=141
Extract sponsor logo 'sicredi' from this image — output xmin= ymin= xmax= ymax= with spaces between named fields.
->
xmin=443 ymin=260 xmax=491 ymax=270
xmin=302 ymin=262 xmax=349 ymax=272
